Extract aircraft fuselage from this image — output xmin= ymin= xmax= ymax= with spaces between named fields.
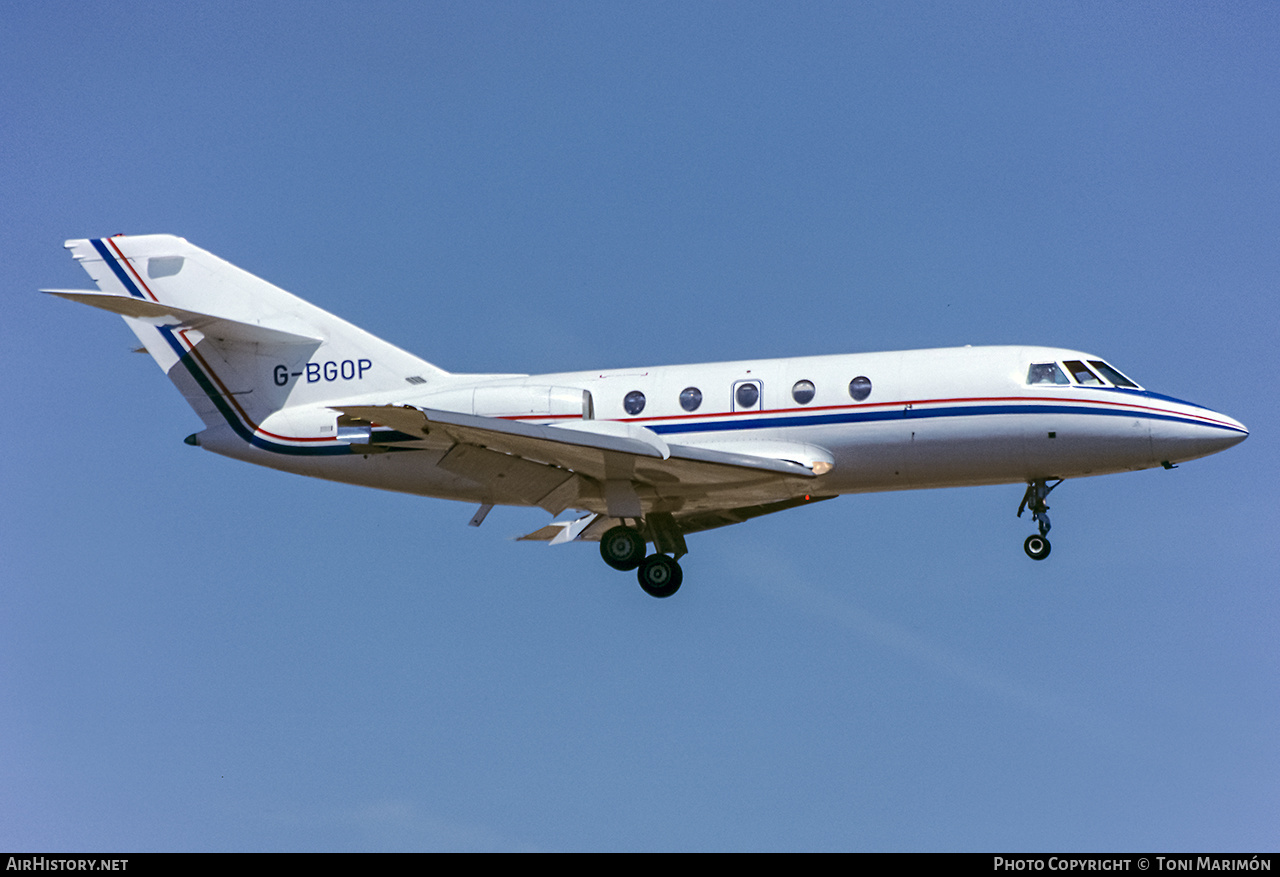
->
xmin=200 ymin=344 xmax=1245 ymax=504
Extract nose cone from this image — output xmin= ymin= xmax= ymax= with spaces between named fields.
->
xmin=1150 ymin=407 xmax=1248 ymax=465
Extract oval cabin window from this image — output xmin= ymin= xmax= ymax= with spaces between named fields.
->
xmin=792 ymin=380 xmax=815 ymax=405
xmin=679 ymin=387 xmax=702 ymax=412
xmin=848 ymin=376 xmax=872 ymax=401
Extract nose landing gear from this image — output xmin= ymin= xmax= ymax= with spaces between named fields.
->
xmin=1018 ymin=478 xmax=1062 ymax=561
xmin=1023 ymin=533 xmax=1051 ymax=560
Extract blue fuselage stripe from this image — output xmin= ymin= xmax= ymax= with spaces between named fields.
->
xmin=643 ymin=400 xmax=1244 ymax=437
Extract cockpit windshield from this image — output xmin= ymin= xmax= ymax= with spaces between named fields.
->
xmin=1063 ymin=360 xmax=1103 ymax=385
xmin=1027 ymin=359 xmax=1142 ymax=389
xmin=1027 ymin=362 xmax=1069 ymax=385
xmin=1087 ymin=360 xmax=1139 ymax=388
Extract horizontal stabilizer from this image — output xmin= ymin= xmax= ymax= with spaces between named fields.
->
xmin=43 ymin=289 xmax=323 ymax=346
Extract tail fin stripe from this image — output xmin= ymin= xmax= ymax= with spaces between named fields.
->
xmin=91 ymin=238 xmax=151 ymax=300
xmin=75 ymin=234 xmax=425 ymax=456
xmin=92 ymin=239 xmax=270 ymax=441
xmin=106 ymin=236 xmax=167 ymax=303
xmin=164 ymin=329 xmax=355 ymax=455
xmin=167 ymin=328 xmax=356 ymax=453
xmin=90 ymin=237 xmax=353 ymax=456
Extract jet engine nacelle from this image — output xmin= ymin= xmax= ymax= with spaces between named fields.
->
xmin=421 ymin=384 xmax=593 ymax=420
xmin=255 ymin=404 xmax=349 ymax=442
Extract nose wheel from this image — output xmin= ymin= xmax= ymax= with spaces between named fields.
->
xmin=1023 ymin=533 xmax=1051 ymax=560
xmin=1018 ymin=479 xmax=1062 ymax=561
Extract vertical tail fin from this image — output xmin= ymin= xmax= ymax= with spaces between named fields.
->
xmin=56 ymin=234 xmax=448 ymax=440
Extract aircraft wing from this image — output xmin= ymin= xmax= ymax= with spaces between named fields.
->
xmin=333 ymin=404 xmax=832 ymax=518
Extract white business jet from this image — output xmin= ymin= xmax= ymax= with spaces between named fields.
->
xmin=47 ymin=235 xmax=1248 ymax=598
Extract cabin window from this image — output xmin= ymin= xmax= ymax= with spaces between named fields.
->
xmin=848 ymin=376 xmax=872 ymax=402
xmin=623 ymin=390 xmax=646 ymax=415
xmin=1088 ymin=360 xmax=1139 ymax=388
xmin=1063 ymin=360 xmax=1103 ymax=385
xmin=1027 ymin=362 xmax=1069 ymax=385
xmin=735 ymin=382 xmax=760 ymax=409
xmin=792 ymin=380 xmax=816 ymax=405
xmin=679 ymin=387 xmax=702 ymax=412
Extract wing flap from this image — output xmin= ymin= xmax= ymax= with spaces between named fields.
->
xmin=436 ymin=443 xmax=575 ymax=508
xmin=518 ymin=495 xmax=837 ymax=543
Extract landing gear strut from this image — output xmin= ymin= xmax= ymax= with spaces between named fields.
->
xmin=1018 ymin=478 xmax=1062 ymax=561
xmin=599 ymin=515 xmax=687 ymax=597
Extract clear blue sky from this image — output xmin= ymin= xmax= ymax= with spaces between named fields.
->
xmin=3 ymin=1 xmax=1277 ymax=851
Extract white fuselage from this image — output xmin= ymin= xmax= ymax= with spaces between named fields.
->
xmin=199 ymin=344 xmax=1248 ymax=509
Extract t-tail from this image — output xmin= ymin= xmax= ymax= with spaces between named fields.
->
xmin=45 ymin=234 xmax=449 ymax=453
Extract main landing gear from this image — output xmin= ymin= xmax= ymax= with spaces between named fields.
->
xmin=599 ymin=514 xmax=686 ymax=598
xmin=1018 ymin=478 xmax=1062 ymax=561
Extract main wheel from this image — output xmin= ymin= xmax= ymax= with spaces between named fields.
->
xmin=1024 ymin=534 xmax=1051 ymax=561
xmin=600 ymin=525 xmax=646 ymax=571
xmin=637 ymin=554 xmax=683 ymax=598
